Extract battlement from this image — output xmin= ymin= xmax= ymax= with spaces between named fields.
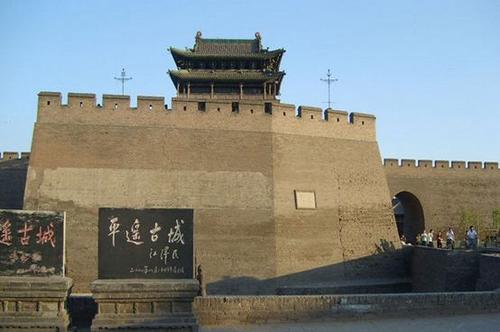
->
xmin=36 ymin=92 xmax=377 ymax=141
xmin=383 ymin=158 xmax=499 ymax=171
xmin=0 ymin=152 xmax=30 ymax=162
xmin=38 ymin=92 xmax=168 ymax=112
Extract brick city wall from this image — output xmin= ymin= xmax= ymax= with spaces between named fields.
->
xmin=411 ymin=246 xmax=500 ymax=292
xmin=411 ymin=246 xmax=479 ymax=292
xmin=384 ymin=158 xmax=500 ymax=241
xmin=23 ymin=91 xmax=399 ymax=294
xmin=0 ymin=152 xmax=30 ymax=209
xmin=193 ymin=291 xmax=500 ymax=325
xmin=476 ymin=253 xmax=500 ymax=291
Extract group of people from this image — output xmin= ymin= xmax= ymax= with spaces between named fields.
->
xmin=412 ymin=226 xmax=478 ymax=250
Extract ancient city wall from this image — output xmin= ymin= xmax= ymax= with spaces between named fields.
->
xmin=194 ymin=291 xmax=500 ymax=325
xmin=24 ymin=91 xmax=398 ymax=293
xmin=411 ymin=246 xmax=500 ymax=292
xmin=384 ymin=159 xmax=500 ymax=240
xmin=0 ymin=152 xmax=30 ymax=210
xmin=35 ymin=92 xmax=376 ymax=142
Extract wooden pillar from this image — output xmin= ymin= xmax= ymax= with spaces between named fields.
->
xmin=263 ymin=83 xmax=267 ymax=100
xmin=187 ymin=82 xmax=191 ymax=99
xmin=176 ymin=83 xmax=180 ymax=97
xmin=210 ymin=83 xmax=214 ymax=99
xmin=239 ymin=83 xmax=243 ymax=99
xmin=273 ymin=82 xmax=277 ymax=98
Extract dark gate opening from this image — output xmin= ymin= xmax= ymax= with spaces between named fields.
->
xmin=392 ymin=191 xmax=425 ymax=244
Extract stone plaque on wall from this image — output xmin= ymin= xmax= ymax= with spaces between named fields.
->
xmin=98 ymin=208 xmax=194 ymax=279
xmin=0 ymin=209 xmax=65 ymax=276
xmin=294 ymin=190 xmax=316 ymax=209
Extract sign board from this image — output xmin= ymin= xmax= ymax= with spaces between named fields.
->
xmin=294 ymin=190 xmax=317 ymax=209
xmin=0 ymin=209 xmax=65 ymax=276
xmin=98 ymin=208 xmax=194 ymax=279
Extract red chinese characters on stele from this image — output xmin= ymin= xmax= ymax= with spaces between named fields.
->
xmin=0 ymin=219 xmax=56 ymax=248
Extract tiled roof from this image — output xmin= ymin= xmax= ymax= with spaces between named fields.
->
xmin=195 ymin=38 xmax=261 ymax=55
xmin=170 ymin=47 xmax=284 ymax=60
xmin=169 ymin=70 xmax=284 ymax=83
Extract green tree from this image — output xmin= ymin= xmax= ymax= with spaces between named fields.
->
xmin=459 ymin=209 xmax=484 ymax=240
xmin=493 ymin=208 xmax=500 ymax=230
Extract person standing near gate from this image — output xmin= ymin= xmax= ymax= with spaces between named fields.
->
xmin=466 ymin=225 xmax=478 ymax=250
xmin=446 ymin=227 xmax=455 ymax=250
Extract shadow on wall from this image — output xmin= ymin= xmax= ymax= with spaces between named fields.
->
xmin=394 ymin=191 xmax=426 ymax=244
xmin=0 ymin=158 xmax=29 ymax=210
xmin=411 ymin=246 xmax=500 ymax=292
xmin=207 ymin=240 xmax=412 ymax=295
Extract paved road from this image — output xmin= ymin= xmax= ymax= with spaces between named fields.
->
xmin=201 ymin=313 xmax=500 ymax=332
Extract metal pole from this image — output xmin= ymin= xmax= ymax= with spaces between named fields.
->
xmin=114 ymin=68 xmax=133 ymax=96
xmin=320 ymin=69 xmax=338 ymax=109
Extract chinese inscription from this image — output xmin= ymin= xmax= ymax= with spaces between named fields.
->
xmin=0 ymin=209 xmax=65 ymax=276
xmin=98 ymin=208 xmax=193 ymax=279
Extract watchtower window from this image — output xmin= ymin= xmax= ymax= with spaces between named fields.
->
xmin=198 ymin=102 xmax=206 ymax=112
xmin=265 ymin=102 xmax=272 ymax=114
xmin=310 ymin=115 xmax=314 ymax=119
xmin=47 ymin=101 xmax=51 ymax=106
xmin=231 ymin=102 xmax=239 ymax=113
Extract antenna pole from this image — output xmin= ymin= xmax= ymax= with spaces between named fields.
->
xmin=114 ymin=68 xmax=133 ymax=96
xmin=320 ymin=69 xmax=338 ymax=109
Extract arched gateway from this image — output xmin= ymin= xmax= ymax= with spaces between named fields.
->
xmin=392 ymin=191 xmax=425 ymax=244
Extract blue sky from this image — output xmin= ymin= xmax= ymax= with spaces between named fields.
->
xmin=1 ymin=0 xmax=499 ymax=162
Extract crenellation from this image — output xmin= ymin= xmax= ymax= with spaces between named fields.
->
xmin=297 ymin=106 xmax=323 ymax=120
xmin=277 ymin=103 xmax=296 ymax=118
xmin=401 ymin=159 xmax=416 ymax=168
xmin=0 ymin=151 xmax=30 ymax=162
xmin=350 ymin=112 xmax=376 ymax=126
xmin=451 ymin=161 xmax=466 ymax=169
xmin=467 ymin=161 xmax=482 ymax=170
xmin=434 ymin=160 xmax=449 ymax=169
xmin=68 ymin=92 xmax=96 ymax=109
xmin=326 ymin=109 xmax=349 ymax=123
xmin=38 ymin=91 xmax=62 ymax=110
xmin=383 ymin=159 xmax=499 ymax=171
xmin=384 ymin=159 xmax=399 ymax=167
xmin=2 ymin=152 xmax=19 ymax=161
xmin=484 ymin=162 xmax=499 ymax=170
xmin=418 ymin=160 xmax=432 ymax=168
xmin=35 ymin=92 xmax=377 ymax=141
xmin=137 ymin=96 xmax=166 ymax=112
xmin=103 ymin=94 xmax=130 ymax=110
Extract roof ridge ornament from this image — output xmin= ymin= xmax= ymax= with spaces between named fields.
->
xmin=194 ymin=31 xmax=202 ymax=51
xmin=255 ymin=32 xmax=262 ymax=52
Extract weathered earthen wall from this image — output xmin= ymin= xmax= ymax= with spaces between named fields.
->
xmin=476 ymin=253 xmax=500 ymax=291
xmin=0 ymin=152 xmax=30 ymax=209
xmin=411 ymin=246 xmax=479 ymax=292
xmin=384 ymin=159 xmax=500 ymax=240
xmin=194 ymin=292 xmax=500 ymax=325
xmin=24 ymin=92 xmax=399 ymax=293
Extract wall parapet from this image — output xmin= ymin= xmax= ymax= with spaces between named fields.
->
xmin=383 ymin=158 xmax=499 ymax=171
xmin=0 ymin=152 xmax=30 ymax=162
xmin=35 ymin=92 xmax=377 ymax=141
xmin=194 ymin=292 xmax=500 ymax=325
